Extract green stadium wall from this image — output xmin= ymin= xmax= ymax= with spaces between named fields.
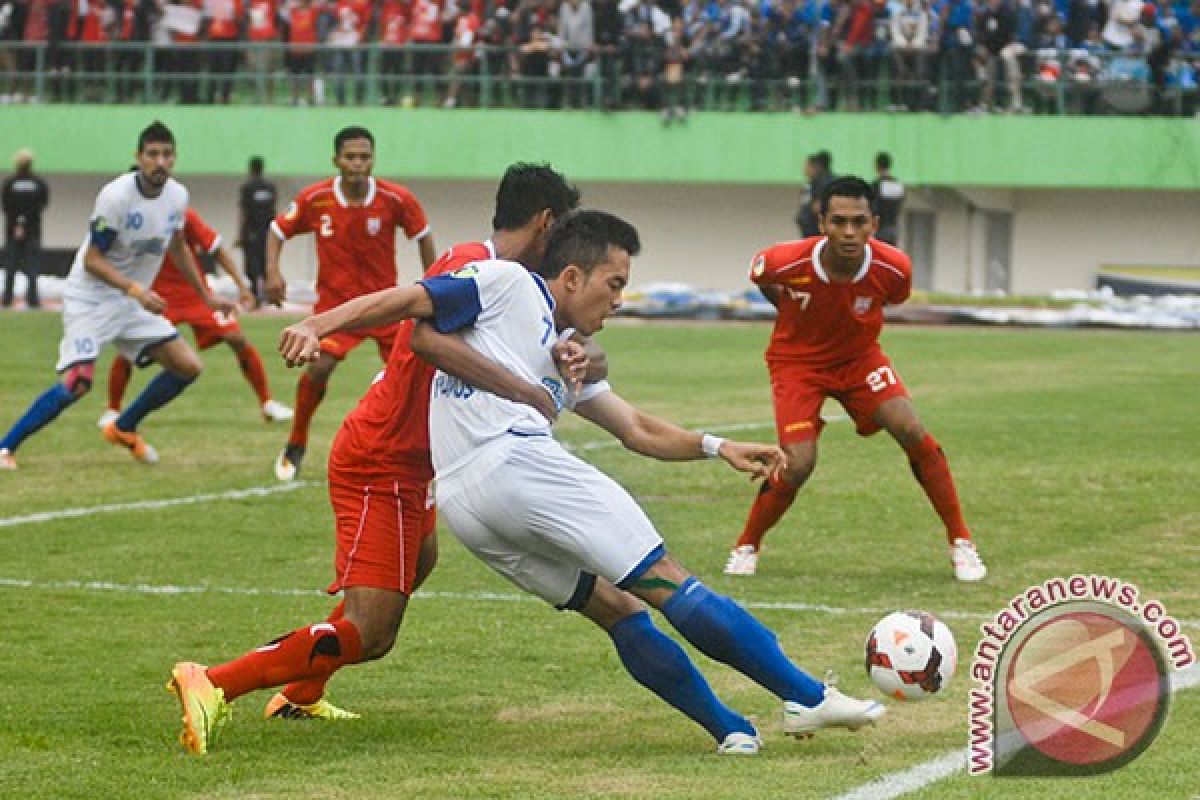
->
xmin=4 ymin=106 xmax=1200 ymax=188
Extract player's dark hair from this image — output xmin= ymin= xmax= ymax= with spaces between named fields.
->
xmin=249 ymin=156 xmax=265 ymax=175
xmin=875 ymin=152 xmax=891 ymax=170
xmin=137 ymin=120 xmax=175 ymax=153
xmin=334 ymin=126 xmax=374 ymax=154
xmin=820 ymin=176 xmax=874 ymax=215
xmin=492 ymin=163 xmax=581 ymax=231
xmin=538 ymin=210 xmax=640 ymax=280
xmin=813 ymin=150 xmax=832 ymax=171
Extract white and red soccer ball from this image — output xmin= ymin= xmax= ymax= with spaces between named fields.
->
xmin=865 ymin=611 xmax=958 ymax=701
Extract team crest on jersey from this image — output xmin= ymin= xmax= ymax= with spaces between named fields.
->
xmin=366 ymin=217 xmax=381 ymax=236
xmin=750 ymin=254 xmax=766 ymax=278
xmin=853 ymin=296 xmax=873 ymax=315
xmin=451 ymin=265 xmax=480 ymax=279
xmin=126 ymin=211 xmax=144 ymax=230
xmin=284 ymin=201 xmax=299 ymax=220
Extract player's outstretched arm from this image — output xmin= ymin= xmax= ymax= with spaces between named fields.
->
xmin=574 ymin=391 xmax=784 ymax=480
xmin=83 ymin=243 xmax=168 ymax=314
xmin=278 ymin=285 xmax=436 ymax=367
xmin=264 ymin=230 xmax=287 ymax=306
xmin=214 ymin=245 xmax=258 ymax=309
xmin=169 ymin=231 xmax=237 ymax=316
xmin=411 ymin=321 xmax=559 ymax=421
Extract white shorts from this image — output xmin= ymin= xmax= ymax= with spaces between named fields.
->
xmin=436 ymin=436 xmax=665 ymax=609
xmin=56 ymin=294 xmax=178 ymax=372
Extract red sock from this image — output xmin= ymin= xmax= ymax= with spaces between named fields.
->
xmin=905 ymin=434 xmax=970 ymax=544
xmin=280 ymin=601 xmax=346 ymax=704
xmin=108 ymin=356 xmax=132 ymax=411
xmin=206 ymin=616 xmax=362 ymax=703
xmin=735 ymin=473 xmax=799 ymax=550
xmin=235 ymin=345 xmax=272 ymax=405
xmin=288 ymin=372 xmax=327 ymax=448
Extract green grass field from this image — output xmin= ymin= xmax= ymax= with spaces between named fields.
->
xmin=0 ymin=312 xmax=1197 ymax=799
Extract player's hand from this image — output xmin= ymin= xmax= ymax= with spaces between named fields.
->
xmin=552 ymin=337 xmax=588 ymax=394
xmin=279 ymin=319 xmax=323 ymax=368
xmin=139 ymin=289 xmax=168 ymax=315
xmin=208 ymin=296 xmax=239 ymax=317
xmin=238 ymin=287 xmax=260 ymax=311
xmin=718 ymin=441 xmax=786 ymax=482
xmin=265 ymin=273 xmax=287 ymax=307
xmin=517 ymin=382 xmax=559 ymax=422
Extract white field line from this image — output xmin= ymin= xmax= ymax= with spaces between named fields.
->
xmin=831 ymin=661 xmax=1200 ymax=800
xmin=0 ymin=577 xmax=1195 ymax=632
xmin=0 ymin=481 xmax=318 ymax=529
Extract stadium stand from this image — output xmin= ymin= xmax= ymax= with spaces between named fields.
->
xmin=0 ymin=0 xmax=1197 ymax=114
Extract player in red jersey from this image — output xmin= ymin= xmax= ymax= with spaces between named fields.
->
xmin=98 ymin=207 xmax=293 ymax=426
xmin=724 ymin=176 xmax=987 ymax=582
xmin=265 ymin=125 xmax=438 ymax=481
xmin=167 ymin=165 xmax=584 ymax=752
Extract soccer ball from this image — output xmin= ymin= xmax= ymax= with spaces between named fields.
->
xmin=865 ymin=611 xmax=957 ymax=701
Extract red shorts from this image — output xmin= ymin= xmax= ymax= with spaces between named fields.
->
xmin=326 ymin=466 xmax=436 ymax=595
xmin=769 ymin=348 xmax=909 ymax=444
xmin=319 ymin=323 xmax=401 ymax=362
xmin=165 ymin=304 xmax=242 ymax=350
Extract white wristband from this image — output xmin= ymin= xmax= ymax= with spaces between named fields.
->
xmin=700 ymin=434 xmax=725 ymax=458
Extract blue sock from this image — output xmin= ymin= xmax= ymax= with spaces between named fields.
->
xmin=0 ymin=383 xmax=76 ymax=452
xmin=661 ymin=577 xmax=826 ymax=707
xmin=608 ymin=610 xmax=754 ymax=742
xmin=116 ymin=371 xmax=194 ymax=432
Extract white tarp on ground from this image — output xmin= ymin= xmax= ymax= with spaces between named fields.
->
xmin=4 ymin=272 xmax=1198 ymax=330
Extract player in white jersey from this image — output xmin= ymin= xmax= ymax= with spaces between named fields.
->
xmin=420 ymin=211 xmax=884 ymax=753
xmin=0 ymin=121 xmax=236 ymax=470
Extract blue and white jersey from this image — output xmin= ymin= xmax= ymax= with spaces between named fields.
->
xmin=64 ymin=172 xmax=189 ymax=303
xmin=423 ymin=259 xmax=608 ymax=487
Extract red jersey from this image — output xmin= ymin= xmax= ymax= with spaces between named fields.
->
xmin=246 ymin=0 xmax=278 ymax=40
xmin=751 ymin=236 xmax=911 ymax=368
xmin=379 ymin=0 xmax=410 ymax=43
xmin=408 ymin=0 xmax=443 ymax=42
xmin=272 ymin=177 xmax=430 ymax=313
xmin=152 ymin=208 xmax=222 ymax=309
xmin=288 ymin=4 xmax=319 ymax=46
xmin=332 ymin=240 xmax=496 ymax=481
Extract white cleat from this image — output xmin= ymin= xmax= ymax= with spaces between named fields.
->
xmin=783 ymin=688 xmax=885 ymax=738
xmin=261 ymin=399 xmax=295 ymax=422
xmin=96 ymin=409 xmax=120 ymax=428
xmin=724 ymin=545 xmax=759 ymax=576
xmin=0 ymin=448 xmax=16 ymax=470
xmin=717 ymin=731 xmax=762 ymax=755
xmin=951 ymin=538 xmax=987 ymax=582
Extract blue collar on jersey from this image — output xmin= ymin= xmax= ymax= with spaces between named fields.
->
xmin=529 ymin=271 xmax=556 ymax=312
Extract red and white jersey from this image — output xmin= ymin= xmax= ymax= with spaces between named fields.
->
xmin=271 ymin=176 xmax=430 ymax=313
xmin=152 ymin=208 xmax=222 ymax=308
xmin=751 ymin=236 xmax=911 ymax=367
xmin=331 ymin=240 xmax=496 ymax=482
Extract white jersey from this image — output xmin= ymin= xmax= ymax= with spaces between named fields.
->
xmin=424 ymin=259 xmax=608 ymax=489
xmin=64 ymin=172 xmax=188 ymax=303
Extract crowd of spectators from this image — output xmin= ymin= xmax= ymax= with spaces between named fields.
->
xmin=1 ymin=0 xmax=1197 ymax=112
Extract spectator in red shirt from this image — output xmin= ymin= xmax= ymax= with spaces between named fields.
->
xmin=378 ymin=0 xmax=411 ymax=104
xmin=286 ymin=0 xmax=320 ymax=104
xmin=206 ymin=0 xmax=244 ymax=103
xmin=245 ymin=0 xmax=281 ymax=101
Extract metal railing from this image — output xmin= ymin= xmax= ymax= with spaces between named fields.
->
xmin=0 ymin=41 xmax=1195 ymax=115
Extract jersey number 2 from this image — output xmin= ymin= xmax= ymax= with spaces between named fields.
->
xmin=319 ymin=214 xmax=334 ymax=237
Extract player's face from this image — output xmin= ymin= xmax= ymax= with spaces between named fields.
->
xmin=819 ymin=196 xmax=877 ymax=262
xmin=136 ymin=141 xmax=175 ymax=189
xmin=561 ymin=247 xmax=630 ymax=336
xmin=333 ymin=138 xmax=374 ymax=185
